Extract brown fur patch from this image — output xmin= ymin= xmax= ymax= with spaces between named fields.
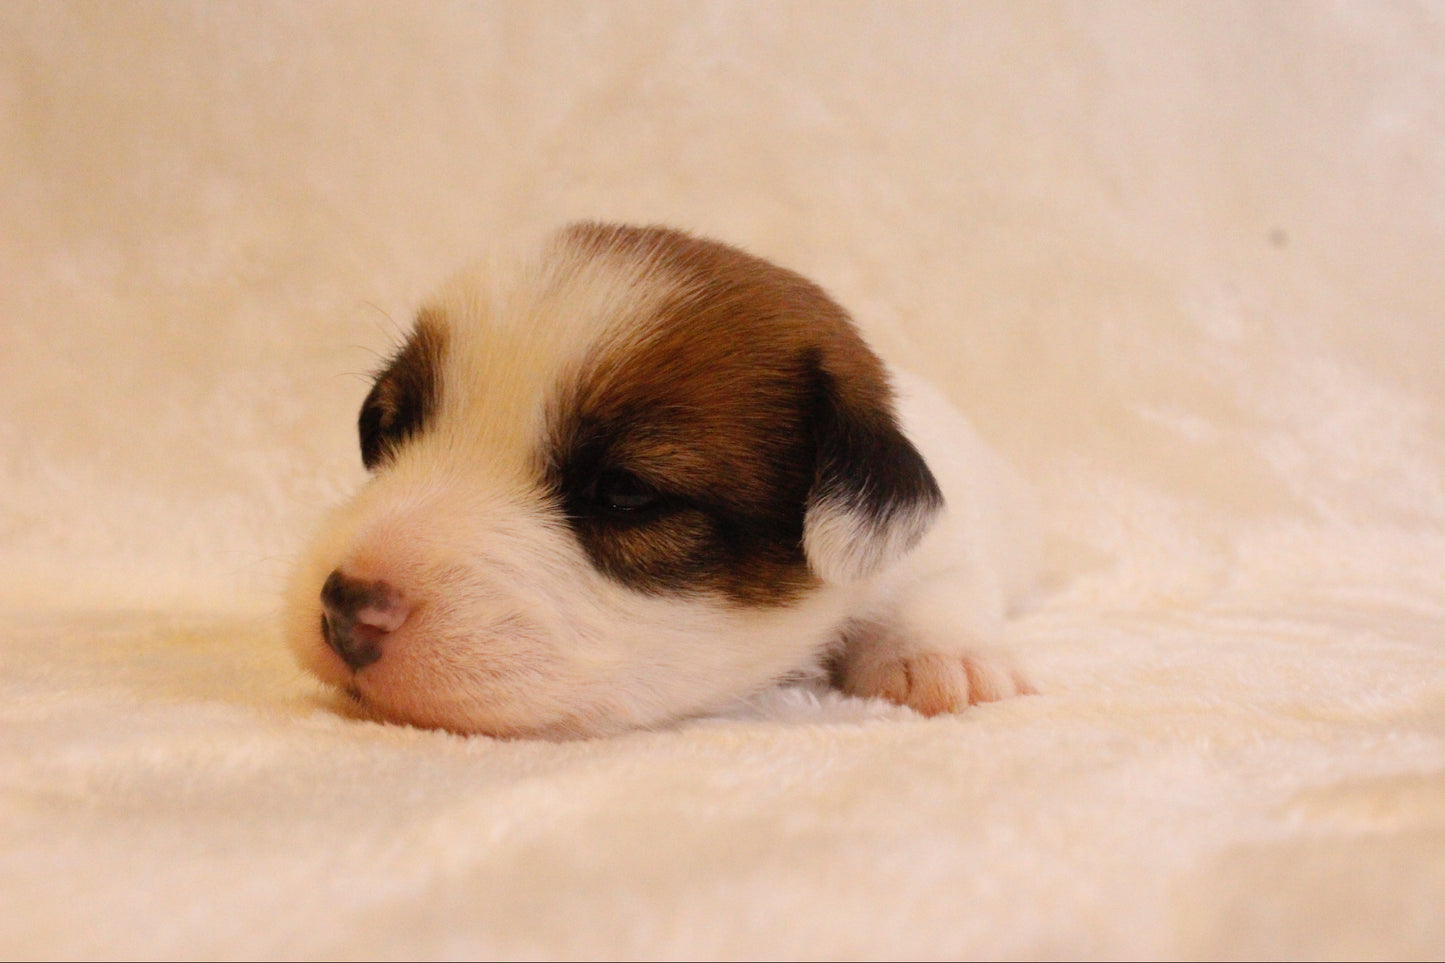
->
xmin=548 ymin=224 xmax=935 ymax=605
xmin=359 ymin=312 xmax=447 ymax=470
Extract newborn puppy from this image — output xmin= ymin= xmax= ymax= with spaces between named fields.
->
xmin=284 ymin=223 xmax=1038 ymax=738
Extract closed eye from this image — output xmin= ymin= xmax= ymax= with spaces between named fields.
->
xmin=552 ymin=430 xmax=683 ymax=525
xmin=591 ymin=468 xmax=662 ymax=514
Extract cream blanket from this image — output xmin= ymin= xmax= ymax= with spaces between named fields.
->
xmin=3 ymin=2 xmax=1443 ymax=958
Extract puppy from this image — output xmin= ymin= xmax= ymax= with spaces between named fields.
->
xmin=284 ymin=223 xmax=1038 ymax=738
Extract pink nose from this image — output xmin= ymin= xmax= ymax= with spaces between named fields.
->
xmin=319 ymin=570 xmax=410 ymax=670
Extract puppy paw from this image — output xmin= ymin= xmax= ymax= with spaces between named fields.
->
xmin=840 ymin=649 xmax=1036 ymax=716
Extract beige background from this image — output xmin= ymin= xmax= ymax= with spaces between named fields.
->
xmin=3 ymin=2 xmax=1444 ymax=958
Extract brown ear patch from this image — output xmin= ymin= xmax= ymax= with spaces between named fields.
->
xmin=358 ymin=312 xmax=447 ymax=470
xmin=546 ymin=224 xmax=937 ymax=605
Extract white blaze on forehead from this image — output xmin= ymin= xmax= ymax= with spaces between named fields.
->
xmin=412 ymin=233 xmax=687 ymax=484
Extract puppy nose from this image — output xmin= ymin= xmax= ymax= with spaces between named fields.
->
xmin=319 ymin=570 xmax=410 ymax=671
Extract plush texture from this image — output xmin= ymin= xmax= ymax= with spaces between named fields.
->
xmin=3 ymin=2 xmax=1444 ymax=958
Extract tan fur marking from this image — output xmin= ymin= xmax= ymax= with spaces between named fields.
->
xmin=551 ymin=224 xmax=904 ymax=605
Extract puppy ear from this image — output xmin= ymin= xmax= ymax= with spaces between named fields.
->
xmin=357 ymin=313 xmax=446 ymax=470
xmin=803 ymin=361 xmax=944 ymax=584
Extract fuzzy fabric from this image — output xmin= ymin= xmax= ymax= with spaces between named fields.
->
xmin=3 ymin=2 xmax=1444 ymax=958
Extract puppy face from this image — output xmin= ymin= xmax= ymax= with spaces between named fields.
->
xmin=284 ymin=224 xmax=941 ymax=738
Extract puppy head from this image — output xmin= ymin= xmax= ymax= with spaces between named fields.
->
xmin=284 ymin=223 xmax=941 ymax=737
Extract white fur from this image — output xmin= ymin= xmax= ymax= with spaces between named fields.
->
xmin=284 ymin=231 xmax=1038 ymax=737
xmin=833 ymin=372 xmax=1039 ymax=712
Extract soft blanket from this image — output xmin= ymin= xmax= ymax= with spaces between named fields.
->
xmin=3 ymin=2 xmax=1443 ymax=958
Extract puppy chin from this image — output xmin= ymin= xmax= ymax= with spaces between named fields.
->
xmin=286 ymin=596 xmax=568 ymax=739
